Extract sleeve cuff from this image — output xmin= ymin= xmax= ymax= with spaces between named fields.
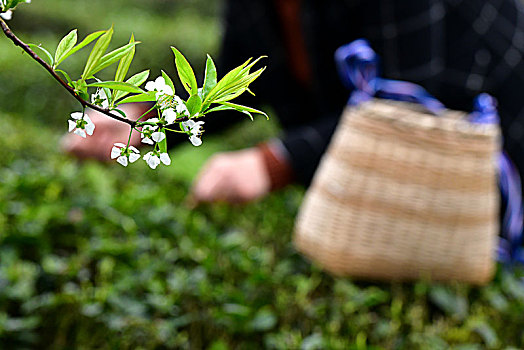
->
xmin=257 ymin=140 xmax=296 ymax=190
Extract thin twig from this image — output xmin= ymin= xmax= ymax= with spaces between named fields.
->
xmin=0 ymin=17 xmax=135 ymax=126
xmin=0 ymin=17 xmax=192 ymax=126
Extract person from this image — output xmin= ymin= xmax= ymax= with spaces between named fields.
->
xmin=63 ymin=0 xmax=524 ymax=204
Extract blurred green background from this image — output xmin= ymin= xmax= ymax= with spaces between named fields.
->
xmin=1 ymin=1 xmax=524 ymax=349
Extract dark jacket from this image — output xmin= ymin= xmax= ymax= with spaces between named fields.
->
xmin=214 ymin=0 xmax=524 ymax=190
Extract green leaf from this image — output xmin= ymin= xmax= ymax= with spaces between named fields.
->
xmin=221 ymin=102 xmax=269 ymax=119
xmin=54 ymin=29 xmax=77 ymax=69
xmin=28 ymin=44 xmax=54 ymax=66
xmin=88 ymin=42 xmax=139 ymax=78
xmin=158 ymin=128 xmax=167 ymax=153
xmin=114 ymin=70 xmax=150 ymax=102
xmin=110 ymin=108 xmax=128 ymax=119
xmin=202 ymin=54 xmax=217 ymax=98
xmin=161 ymin=70 xmax=175 ymax=95
xmin=217 ymin=101 xmax=268 ymax=120
xmin=73 ymin=78 xmax=89 ymax=101
xmin=59 ymin=30 xmax=104 ymax=65
xmin=204 ymin=105 xmax=235 ymax=114
xmin=55 ymin=69 xmax=73 ymax=87
xmin=82 ymin=26 xmax=113 ymax=80
xmin=186 ymin=95 xmax=202 ymax=117
xmin=171 ymin=46 xmax=198 ymax=95
xmin=117 ymin=92 xmax=157 ymax=105
xmin=203 ymin=56 xmax=266 ymax=108
xmin=114 ymin=34 xmax=136 ymax=82
xmin=87 ymin=81 xmax=144 ymax=94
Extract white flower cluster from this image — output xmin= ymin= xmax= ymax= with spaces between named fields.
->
xmin=145 ymin=76 xmax=173 ymax=101
xmin=111 ymin=143 xmax=140 ymax=167
xmin=69 ymin=76 xmax=206 ymax=170
xmin=181 ymin=119 xmax=205 ymax=147
xmin=68 ymin=112 xmax=95 ymax=138
xmin=143 ymin=150 xmax=171 ymax=169
xmin=142 ymin=75 xmax=206 ymax=148
xmin=110 ymin=142 xmax=171 ymax=170
xmin=91 ymin=88 xmax=109 ymax=109
xmin=0 ymin=0 xmax=31 ymax=20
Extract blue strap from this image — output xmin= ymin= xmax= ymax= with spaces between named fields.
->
xmin=335 ymin=39 xmax=444 ymax=115
xmin=335 ymin=39 xmax=524 ymax=267
xmin=470 ymin=95 xmax=524 ymax=266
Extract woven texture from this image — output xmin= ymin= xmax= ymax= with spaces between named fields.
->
xmin=294 ymin=99 xmax=501 ymax=284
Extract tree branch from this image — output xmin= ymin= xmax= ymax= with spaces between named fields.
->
xmin=0 ymin=17 xmax=136 ymax=127
xmin=0 ymin=18 xmax=193 ymax=127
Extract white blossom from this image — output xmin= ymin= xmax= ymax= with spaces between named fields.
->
xmin=110 ymin=143 xmax=140 ymax=167
xmin=143 ymin=152 xmax=160 ymax=169
xmin=181 ymin=119 xmax=205 ymax=146
xmin=140 ymin=118 xmax=159 ymax=145
xmin=174 ymin=96 xmax=190 ymax=117
xmin=151 ymin=131 xmax=165 ymax=143
xmin=159 ymin=152 xmax=171 ymax=166
xmin=91 ymin=88 xmax=109 ymax=108
xmin=162 ymin=108 xmax=177 ymax=124
xmin=68 ymin=112 xmax=95 ymax=138
xmin=145 ymin=76 xmax=173 ymax=100
xmin=143 ymin=151 xmax=171 ymax=169
xmin=1 ymin=1 xmax=31 ymax=20
xmin=189 ymin=134 xmax=202 ymax=147
xmin=0 ymin=10 xmax=12 ymax=20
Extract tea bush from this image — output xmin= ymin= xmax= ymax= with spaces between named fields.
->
xmin=1 ymin=110 xmax=524 ymax=349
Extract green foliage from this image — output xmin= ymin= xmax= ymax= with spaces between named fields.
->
xmin=55 ymin=30 xmax=105 ymax=69
xmin=86 ymin=81 xmax=144 ymax=94
xmin=1 ymin=112 xmax=524 ymax=349
xmin=1 ymin=0 xmax=28 ymax=11
xmin=113 ymin=34 xmax=135 ymax=83
xmin=53 ymin=29 xmax=77 ymax=68
xmin=203 ymin=54 xmax=218 ymax=97
xmin=201 ymin=56 xmax=268 ymax=119
xmin=172 ymin=46 xmax=198 ymax=95
xmin=0 ymin=0 xmax=222 ymax=126
xmin=82 ymin=26 xmax=113 ymax=80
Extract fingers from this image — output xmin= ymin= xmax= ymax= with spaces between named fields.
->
xmin=191 ymin=149 xmax=270 ymax=204
xmin=61 ymin=103 xmax=152 ymax=161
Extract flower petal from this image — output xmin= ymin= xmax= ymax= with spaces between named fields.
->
xmin=110 ymin=146 xmax=121 ymax=159
xmin=129 ymin=153 xmax=140 ymax=163
xmin=74 ymin=128 xmax=86 ymax=138
xmin=181 ymin=120 xmax=196 ymax=132
xmin=160 ymin=153 xmax=171 ymax=166
xmin=190 ymin=134 xmax=202 ymax=147
xmin=163 ymin=108 xmax=177 ymax=124
xmin=85 ymin=120 xmax=95 ymax=136
xmin=141 ymin=137 xmax=154 ymax=145
xmin=151 ymin=131 xmax=165 ymax=143
xmin=117 ymin=156 xmax=129 ymax=167
xmin=70 ymin=112 xmax=83 ymax=120
xmin=145 ymin=81 xmax=156 ymax=92
xmin=114 ymin=142 xmax=126 ymax=148
xmin=162 ymin=85 xmax=174 ymax=96
xmin=1 ymin=10 xmax=13 ymax=21
xmin=129 ymin=146 xmax=140 ymax=153
xmin=192 ymin=121 xmax=205 ymax=135
xmin=146 ymin=154 xmax=160 ymax=169
xmin=68 ymin=120 xmax=76 ymax=133
xmin=155 ymin=76 xmax=165 ymax=86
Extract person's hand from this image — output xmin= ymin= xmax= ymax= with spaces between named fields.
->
xmin=61 ymin=104 xmax=147 ymax=161
xmin=191 ymin=148 xmax=271 ymax=204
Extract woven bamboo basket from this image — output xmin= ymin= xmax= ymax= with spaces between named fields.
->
xmin=294 ymin=99 xmax=501 ymax=284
